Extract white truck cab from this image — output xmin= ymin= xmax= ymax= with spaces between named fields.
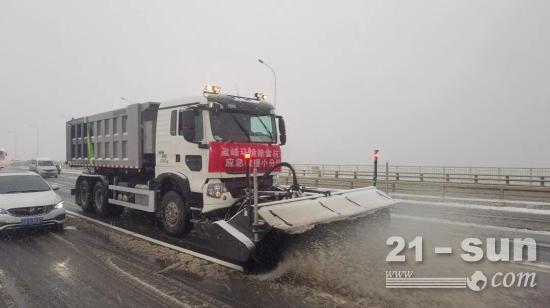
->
xmin=155 ymin=94 xmax=283 ymax=213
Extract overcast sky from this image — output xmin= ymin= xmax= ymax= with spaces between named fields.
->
xmin=0 ymin=0 xmax=548 ymax=167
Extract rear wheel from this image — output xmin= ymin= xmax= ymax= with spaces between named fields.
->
xmin=93 ymin=182 xmax=110 ymax=216
xmin=160 ymin=191 xmax=190 ymax=236
xmin=78 ymin=180 xmax=93 ymax=212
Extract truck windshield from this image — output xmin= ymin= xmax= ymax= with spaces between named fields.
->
xmin=210 ymin=111 xmax=276 ymax=143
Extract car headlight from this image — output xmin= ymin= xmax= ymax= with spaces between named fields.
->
xmin=0 ymin=208 xmax=8 ymax=215
xmin=55 ymin=201 xmax=64 ymax=209
xmin=206 ymin=183 xmax=227 ymax=198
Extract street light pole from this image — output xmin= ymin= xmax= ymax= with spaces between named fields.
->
xmin=257 ymin=59 xmax=277 ymax=107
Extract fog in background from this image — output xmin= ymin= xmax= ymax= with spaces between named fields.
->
xmin=0 ymin=0 xmax=548 ymax=167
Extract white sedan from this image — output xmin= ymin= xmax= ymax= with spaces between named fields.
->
xmin=0 ymin=172 xmax=65 ymax=231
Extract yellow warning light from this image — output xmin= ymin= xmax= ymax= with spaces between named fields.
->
xmin=254 ymin=92 xmax=267 ymax=101
xmin=203 ymin=85 xmax=221 ymax=94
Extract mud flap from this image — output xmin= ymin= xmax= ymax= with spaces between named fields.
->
xmin=257 ymin=187 xmax=395 ymax=234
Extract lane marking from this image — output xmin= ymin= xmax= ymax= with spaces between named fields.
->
xmin=66 ymin=210 xmax=243 ymax=272
xmin=391 ymin=193 xmax=550 ymax=208
xmin=105 ymin=257 xmax=190 ymax=308
xmin=392 ymin=214 xmax=550 ymax=239
xmin=395 ymin=199 xmax=550 ymax=216
xmin=511 ymin=262 xmax=550 ymax=274
xmin=50 ymin=233 xmax=78 ymax=250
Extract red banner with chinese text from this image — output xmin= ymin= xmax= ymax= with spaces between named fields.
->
xmin=208 ymin=142 xmax=282 ymax=174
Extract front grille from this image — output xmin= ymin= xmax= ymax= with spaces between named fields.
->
xmin=8 ymin=205 xmax=54 ymax=217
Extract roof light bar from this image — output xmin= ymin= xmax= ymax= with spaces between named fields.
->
xmin=203 ymin=85 xmax=221 ymax=95
xmin=254 ymin=92 xmax=267 ymax=101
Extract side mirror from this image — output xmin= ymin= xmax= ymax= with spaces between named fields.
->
xmin=278 ymin=117 xmax=287 ymax=145
xmin=51 ymin=184 xmax=60 ymax=191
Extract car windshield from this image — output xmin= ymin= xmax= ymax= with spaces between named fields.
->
xmin=210 ymin=111 xmax=276 ymax=143
xmin=0 ymin=175 xmax=51 ymax=194
xmin=38 ymin=160 xmax=54 ymax=166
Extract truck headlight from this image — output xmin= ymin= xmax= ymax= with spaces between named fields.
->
xmin=207 ymin=183 xmax=227 ymax=198
xmin=55 ymin=201 xmax=64 ymax=209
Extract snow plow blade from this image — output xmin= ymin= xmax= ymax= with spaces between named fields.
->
xmin=258 ymin=187 xmax=395 ymax=234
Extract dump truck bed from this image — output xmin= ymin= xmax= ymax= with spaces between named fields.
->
xmin=66 ymin=102 xmax=159 ymax=169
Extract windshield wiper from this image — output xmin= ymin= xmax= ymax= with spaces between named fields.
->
xmin=228 ymin=113 xmax=251 ymax=142
xmin=257 ymin=117 xmax=274 ymax=143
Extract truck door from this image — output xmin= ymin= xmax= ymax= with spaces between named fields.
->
xmin=157 ymin=107 xmax=206 ymax=193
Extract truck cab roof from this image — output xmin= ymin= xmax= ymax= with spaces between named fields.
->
xmin=160 ymin=94 xmax=275 ymax=114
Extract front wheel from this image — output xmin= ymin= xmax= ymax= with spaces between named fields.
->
xmin=160 ymin=191 xmax=190 ymax=236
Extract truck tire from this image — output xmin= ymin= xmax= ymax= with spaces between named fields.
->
xmin=93 ymin=182 xmax=110 ymax=216
xmin=79 ymin=180 xmax=94 ymax=212
xmin=160 ymin=191 xmax=190 ymax=236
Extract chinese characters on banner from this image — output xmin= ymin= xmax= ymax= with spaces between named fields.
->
xmin=208 ymin=142 xmax=282 ymax=173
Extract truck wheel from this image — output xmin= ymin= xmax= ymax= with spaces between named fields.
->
xmin=160 ymin=191 xmax=190 ymax=236
xmin=93 ymin=182 xmax=110 ymax=216
xmin=79 ymin=180 xmax=94 ymax=212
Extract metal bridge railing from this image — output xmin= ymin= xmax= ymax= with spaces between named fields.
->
xmin=288 ymin=164 xmax=550 ymax=187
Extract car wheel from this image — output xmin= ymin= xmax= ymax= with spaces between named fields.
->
xmin=160 ymin=191 xmax=190 ymax=236
xmin=79 ymin=180 xmax=94 ymax=212
xmin=93 ymin=182 xmax=110 ymax=216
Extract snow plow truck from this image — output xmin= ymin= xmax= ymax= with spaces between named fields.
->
xmin=67 ymin=86 xmax=394 ymax=265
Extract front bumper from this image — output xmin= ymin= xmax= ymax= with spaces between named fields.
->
xmin=0 ymin=209 xmax=66 ymax=231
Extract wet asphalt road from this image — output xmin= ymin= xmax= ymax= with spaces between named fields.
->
xmin=1 ymin=168 xmax=550 ymax=307
xmin=0 ymin=226 xmax=221 ymax=307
